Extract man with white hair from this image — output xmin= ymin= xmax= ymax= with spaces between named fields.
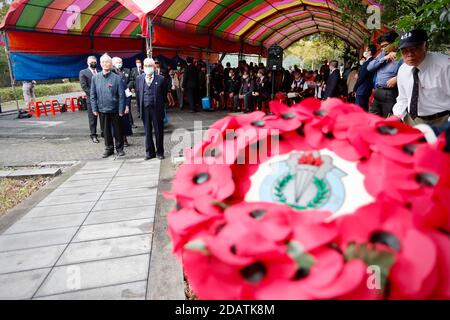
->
xmin=80 ymin=56 xmax=102 ymax=143
xmin=135 ymin=57 xmax=167 ymax=160
xmin=91 ymin=54 xmax=126 ymax=158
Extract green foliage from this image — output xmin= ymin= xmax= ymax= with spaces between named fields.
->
xmin=334 ymin=0 xmax=450 ymax=50
xmin=285 ymin=34 xmax=349 ymax=69
xmin=0 ymin=82 xmax=82 ymax=102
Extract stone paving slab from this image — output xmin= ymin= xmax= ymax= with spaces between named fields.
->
xmin=0 ymin=245 xmax=66 ymax=274
xmin=3 ymin=213 xmax=88 ymax=235
xmin=23 ymin=201 xmax=96 ymax=219
xmin=84 ymin=206 xmax=155 ymax=225
xmin=0 ymin=268 xmax=51 ymax=300
xmin=5 ymin=168 xmax=62 ymax=178
xmin=0 ymin=158 xmax=161 ymax=299
xmin=36 ymin=192 xmax=103 ymax=207
xmin=34 ymin=281 xmax=147 ymax=300
xmin=0 ymin=227 xmax=78 ymax=252
xmin=72 ymin=219 xmax=154 ymax=243
xmin=91 ymin=197 xmax=156 ymax=212
xmin=34 ymin=254 xmax=149 ymax=298
xmin=57 ymin=234 xmax=152 ymax=266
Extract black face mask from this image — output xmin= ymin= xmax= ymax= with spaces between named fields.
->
xmin=89 ymin=63 xmax=97 ymax=69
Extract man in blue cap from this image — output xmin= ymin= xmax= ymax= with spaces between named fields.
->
xmin=393 ymin=29 xmax=450 ymax=126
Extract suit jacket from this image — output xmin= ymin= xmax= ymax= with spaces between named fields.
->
xmin=354 ymin=57 xmax=375 ymax=97
xmin=324 ymin=69 xmax=341 ymax=99
xmin=79 ymin=68 xmax=98 ymax=96
xmin=182 ymin=64 xmax=199 ymax=89
xmin=113 ymin=68 xmax=131 ymax=86
xmin=128 ymin=67 xmax=144 ymax=90
xmin=136 ymin=74 xmax=167 ymax=120
xmin=254 ymin=76 xmax=271 ymax=99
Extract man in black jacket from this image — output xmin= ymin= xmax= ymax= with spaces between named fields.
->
xmin=323 ymin=60 xmax=341 ymax=99
xmin=182 ymin=57 xmax=200 ymax=113
xmin=354 ymin=45 xmax=377 ymax=111
xmin=252 ymin=69 xmax=271 ymax=111
xmin=91 ymin=54 xmax=126 ymax=158
xmin=80 ymin=56 xmax=102 ymax=143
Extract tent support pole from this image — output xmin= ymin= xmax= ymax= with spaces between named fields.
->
xmin=146 ymin=15 xmax=153 ymax=58
xmin=3 ymin=31 xmax=21 ymax=118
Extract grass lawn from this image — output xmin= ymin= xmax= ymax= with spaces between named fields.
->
xmin=0 ymin=176 xmax=52 ymax=216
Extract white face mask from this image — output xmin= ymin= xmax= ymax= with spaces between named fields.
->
xmin=144 ymin=67 xmax=154 ymax=75
xmin=177 ymin=66 xmax=181 ymax=71
xmin=363 ymin=51 xmax=370 ymax=59
xmin=136 ymin=63 xmax=142 ymax=68
xmin=229 ymin=73 xmax=233 ymax=78
xmin=115 ymin=63 xmax=123 ymax=69
xmin=242 ymin=75 xmax=249 ymax=79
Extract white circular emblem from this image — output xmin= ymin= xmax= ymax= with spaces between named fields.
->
xmin=245 ymin=150 xmax=374 ymax=219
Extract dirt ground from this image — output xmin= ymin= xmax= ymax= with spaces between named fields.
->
xmin=0 ymin=176 xmax=52 ymax=216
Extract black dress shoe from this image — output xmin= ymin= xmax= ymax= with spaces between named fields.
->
xmin=102 ymin=151 xmax=114 ymax=158
xmin=145 ymin=155 xmax=156 ymax=161
xmin=92 ymin=137 xmax=100 ymax=143
xmin=117 ymin=150 xmax=125 ymax=157
xmin=157 ymin=155 xmax=165 ymax=160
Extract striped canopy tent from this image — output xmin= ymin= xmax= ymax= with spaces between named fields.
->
xmin=0 ymin=0 xmax=380 ymax=80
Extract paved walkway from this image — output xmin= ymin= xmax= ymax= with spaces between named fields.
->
xmin=0 ymin=158 xmax=160 ymax=299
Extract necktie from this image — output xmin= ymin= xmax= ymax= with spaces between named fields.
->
xmin=410 ymin=67 xmax=420 ymax=119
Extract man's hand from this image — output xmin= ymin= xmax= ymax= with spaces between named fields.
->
xmin=119 ymin=113 xmax=124 ymax=117
xmin=384 ymin=52 xmax=397 ymax=62
xmin=125 ymin=106 xmax=130 ymax=114
xmin=93 ymin=112 xmax=98 ymax=116
xmin=386 ymin=77 xmax=397 ymax=88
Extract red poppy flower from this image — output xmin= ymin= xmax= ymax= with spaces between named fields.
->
xmin=265 ymin=101 xmax=303 ymax=132
xmin=172 ymin=164 xmax=235 ymax=200
xmin=335 ymin=200 xmax=439 ymax=299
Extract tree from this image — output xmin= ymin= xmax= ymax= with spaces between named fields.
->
xmin=285 ymin=34 xmax=356 ymax=70
xmin=0 ymin=0 xmax=12 ymax=86
xmin=333 ymin=0 xmax=450 ymax=51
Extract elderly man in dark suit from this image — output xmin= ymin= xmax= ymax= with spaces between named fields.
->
xmin=91 ymin=54 xmax=126 ymax=158
xmin=323 ymin=60 xmax=341 ymax=99
xmin=80 ymin=56 xmax=102 ymax=143
xmin=136 ymin=58 xmax=167 ymax=160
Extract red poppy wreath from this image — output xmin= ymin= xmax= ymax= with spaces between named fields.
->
xmin=166 ymin=98 xmax=450 ymax=300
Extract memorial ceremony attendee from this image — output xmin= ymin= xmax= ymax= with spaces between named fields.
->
xmin=80 ymin=56 xmax=102 ymax=143
xmin=393 ymin=29 xmax=450 ymax=126
xmin=136 ymin=58 xmax=167 ymax=160
xmin=90 ymin=54 xmax=126 ymax=158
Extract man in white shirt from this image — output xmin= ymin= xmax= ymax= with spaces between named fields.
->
xmin=393 ymin=29 xmax=450 ymax=126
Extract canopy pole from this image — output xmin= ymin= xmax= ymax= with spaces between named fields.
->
xmin=3 ymin=31 xmax=21 ymax=118
xmin=146 ymin=15 xmax=153 ymax=58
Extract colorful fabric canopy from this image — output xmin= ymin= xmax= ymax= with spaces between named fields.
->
xmin=1 ymin=0 xmax=379 ymax=50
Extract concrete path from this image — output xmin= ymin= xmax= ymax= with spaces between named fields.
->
xmin=0 ymin=158 xmax=162 ymax=300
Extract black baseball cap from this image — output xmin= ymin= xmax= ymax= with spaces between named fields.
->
xmin=399 ymin=29 xmax=428 ymax=49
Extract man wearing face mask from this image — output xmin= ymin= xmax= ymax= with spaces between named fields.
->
xmin=175 ymin=62 xmax=184 ymax=110
xmin=252 ymin=69 xmax=270 ymax=111
xmin=235 ymin=70 xmax=254 ymax=113
xmin=221 ymin=68 xmax=241 ymax=111
xmin=367 ymin=31 xmax=403 ymax=117
xmin=136 ymin=58 xmax=167 ymax=160
xmin=354 ymin=45 xmax=377 ymax=111
xmin=80 ymin=56 xmax=102 ymax=143
xmin=91 ymin=54 xmax=126 ymax=158
xmin=129 ymin=58 xmax=143 ymax=123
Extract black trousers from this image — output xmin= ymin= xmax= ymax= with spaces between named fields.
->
xmin=186 ymin=88 xmax=197 ymax=112
xmin=142 ymin=106 xmax=164 ymax=157
xmin=87 ymin=97 xmax=103 ymax=138
xmin=370 ymin=88 xmax=398 ymax=118
xmin=99 ymin=112 xmax=123 ymax=152
xmin=355 ymin=94 xmax=370 ymax=112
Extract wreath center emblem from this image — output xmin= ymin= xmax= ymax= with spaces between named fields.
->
xmin=246 ymin=150 xmax=374 ymax=217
